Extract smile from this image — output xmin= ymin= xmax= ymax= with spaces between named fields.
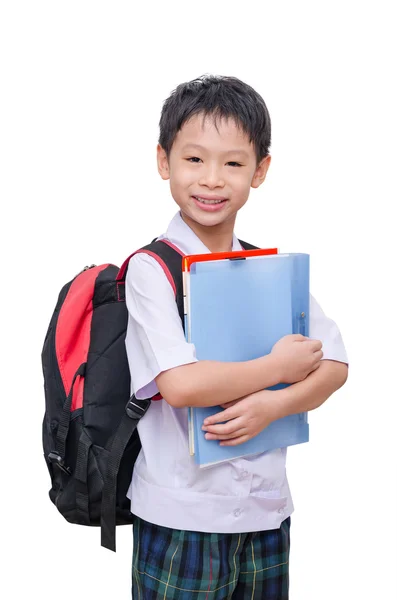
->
xmin=193 ymin=196 xmax=227 ymax=205
xmin=192 ymin=196 xmax=228 ymax=213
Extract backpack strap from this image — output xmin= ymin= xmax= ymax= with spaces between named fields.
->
xmin=239 ymin=239 xmax=259 ymax=251
xmin=101 ymin=237 xmax=258 ymax=551
xmin=117 ymin=239 xmax=185 ymax=323
xmin=145 ymin=239 xmax=185 ymax=322
xmin=101 ymin=239 xmax=184 ymax=552
xmin=101 ymin=395 xmax=151 ymax=551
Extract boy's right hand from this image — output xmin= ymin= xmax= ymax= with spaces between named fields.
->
xmin=270 ymin=334 xmax=323 ymax=384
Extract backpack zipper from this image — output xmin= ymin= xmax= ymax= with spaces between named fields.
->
xmin=76 ymin=264 xmax=96 ymax=277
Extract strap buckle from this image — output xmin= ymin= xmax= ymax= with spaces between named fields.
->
xmin=125 ymin=396 xmax=151 ymax=420
xmin=48 ymin=451 xmax=72 ymax=476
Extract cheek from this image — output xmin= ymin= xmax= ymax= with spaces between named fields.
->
xmin=233 ymin=176 xmax=252 ymax=196
xmin=169 ymin=175 xmax=194 ymax=204
xmin=170 ymin=166 xmax=196 ymax=190
xmin=229 ymin=167 xmax=253 ymax=186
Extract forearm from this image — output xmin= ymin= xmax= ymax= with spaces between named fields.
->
xmin=156 ymin=354 xmax=282 ymax=408
xmin=270 ymin=359 xmax=348 ymax=420
xmin=201 ymin=360 xmax=348 ymax=446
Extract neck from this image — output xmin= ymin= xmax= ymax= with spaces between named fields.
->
xmin=181 ymin=212 xmax=235 ymax=253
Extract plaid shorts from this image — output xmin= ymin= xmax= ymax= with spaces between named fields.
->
xmin=132 ymin=516 xmax=290 ymax=599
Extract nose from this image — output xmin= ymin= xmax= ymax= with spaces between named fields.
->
xmin=198 ymin=164 xmax=225 ymax=189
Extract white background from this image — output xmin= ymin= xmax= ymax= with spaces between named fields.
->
xmin=1 ymin=1 xmax=396 ymax=599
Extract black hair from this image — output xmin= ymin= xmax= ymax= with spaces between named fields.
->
xmin=158 ymin=74 xmax=271 ymax=165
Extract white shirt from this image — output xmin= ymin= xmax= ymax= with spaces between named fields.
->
xmin=125 ymin=211 xmax=349 ymax=533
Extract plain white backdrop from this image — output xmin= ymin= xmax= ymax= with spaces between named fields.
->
xmin=1 ymin=1 xmax=396 ymax=598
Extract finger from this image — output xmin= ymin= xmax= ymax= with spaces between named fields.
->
xmin=203 ymin=406 xmax=239 ymax=426
xmin=203 ymin=417 xmax=245 ymax=436
xmin=309 ymin=339 xmax=323 ymax=351
xmin=310 ymin=360 xmax=321 ymax=371
xmin=204 ymin=428 xmax=247 ymax=441
xmin=292 ymin=334 xmax=308 ymax=340
xmin=219 ymin=434 xmax=251 ymax=447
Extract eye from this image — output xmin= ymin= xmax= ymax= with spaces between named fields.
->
xmin=186 ymin=157 xmax=243 ymax=167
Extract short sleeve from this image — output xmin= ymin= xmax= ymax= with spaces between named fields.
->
xmin=125 ymin=252 xmax=198 ymax=400
xmin=309 ymin=294 xmax=349 ymax=365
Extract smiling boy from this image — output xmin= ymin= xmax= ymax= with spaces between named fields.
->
xmin=125 ymin=74 xmax=348 ymax=599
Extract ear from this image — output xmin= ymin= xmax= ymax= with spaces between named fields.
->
xmin=157 ymin=144 xmax=170 ymax=181
xmin=251 ymin=155 xmax=271 ymax=189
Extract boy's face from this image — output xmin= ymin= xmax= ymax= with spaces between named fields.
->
xmin=157 ymin=113 xmax=270 ymax=238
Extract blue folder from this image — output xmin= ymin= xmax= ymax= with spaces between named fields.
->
xmin=185 ymin=253 xmax=310 ymax=467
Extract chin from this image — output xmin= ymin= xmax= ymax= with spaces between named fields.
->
xmin=185 ymin=209 xmax=229 ymax=226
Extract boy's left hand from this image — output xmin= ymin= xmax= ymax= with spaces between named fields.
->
xmin=201 ymin=390 xmax=278 ymax=447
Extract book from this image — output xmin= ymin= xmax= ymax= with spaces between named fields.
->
xmin=183 ymin=248 xmax=310 ymax=467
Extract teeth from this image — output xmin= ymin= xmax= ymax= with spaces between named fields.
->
xmin=196 ymin=196 xmax=225 ymax=205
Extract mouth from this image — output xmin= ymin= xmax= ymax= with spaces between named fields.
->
xmin=192 ymin=195 xmax=228 ymax=206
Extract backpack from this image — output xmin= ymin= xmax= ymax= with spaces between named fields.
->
xmin=41 ymin=237 xmax=257 ymax=552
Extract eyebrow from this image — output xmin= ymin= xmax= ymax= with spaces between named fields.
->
xmin=181 ymin=144 xmax=250 ymax=158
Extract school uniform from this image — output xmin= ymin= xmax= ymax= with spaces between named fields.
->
xmin=125 ymin=210 xmax=348 ymax=599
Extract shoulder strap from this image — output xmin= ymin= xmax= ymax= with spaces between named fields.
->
xmin=118 ymin=239 xmax=185 ymax=325
xmin=142 ymin=239 xmax=185 ymax=325
xmin=101 ymin=396 xmax=151 ymax=552
xmin=238 ymin=239 xmax=259 ymax=250
xmin=101 ymin=236 xmax=258 ymax=550
xmin=100 ymin=240 xmax=184 ymax=552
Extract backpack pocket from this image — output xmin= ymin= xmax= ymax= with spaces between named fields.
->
xmin=50 ymin=412 xmax=110 ymax=526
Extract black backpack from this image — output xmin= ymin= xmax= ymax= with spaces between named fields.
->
xmin=41 ymin=238 xmax=257 ymax=551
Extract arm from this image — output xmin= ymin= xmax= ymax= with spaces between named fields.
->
xmin=270 ymin=359 xmax=348 ymax=419
xmin=155 ymin=354 xmax=282 ymax=409
xmin=126 ymin=253 xmax=321 ymax=410
xmin=202 ymin=360 xmax=348 ymax=446
xmin=126 ymin=253 xmax=285 ymax=408
xmin=158 ymin=335 xmax=322 ymax=409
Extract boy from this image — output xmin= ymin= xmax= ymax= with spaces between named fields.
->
xmin=125 ymin=74 xmax=348 ymax=599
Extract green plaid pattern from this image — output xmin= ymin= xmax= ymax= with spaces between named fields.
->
xmin=132 ymin=516 xmax=290 ymax=599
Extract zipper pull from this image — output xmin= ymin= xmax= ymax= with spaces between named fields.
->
xmin=76 ymin=264 xmax=96 ymax=277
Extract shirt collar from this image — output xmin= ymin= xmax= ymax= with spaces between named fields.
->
xmin=159 ymin=211 xmax=242 ymax=255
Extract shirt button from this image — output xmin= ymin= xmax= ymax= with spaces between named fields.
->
xmin=240 ymin=470 xmax=249 ymax=479
xmin=278 ymin=508 xmax=284 ymax=514
xmin=233 ymin=508 xmax=242 ymax=517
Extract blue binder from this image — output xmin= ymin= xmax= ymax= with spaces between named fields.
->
xmin=184 ymin=252 xmax=310 ymax=467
